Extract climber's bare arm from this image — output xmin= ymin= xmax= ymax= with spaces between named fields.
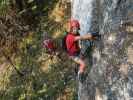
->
xmin=74 ymin=33 xmax=94 ymax=41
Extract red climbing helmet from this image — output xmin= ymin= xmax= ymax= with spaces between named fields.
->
xmin=69 ymin=19 xmax=80 ymax=30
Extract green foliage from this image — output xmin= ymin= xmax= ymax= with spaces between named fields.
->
xmin=0 ymin=0 xmax=77 ymax=99
xmin=0 ymin=0 xmax=9 ymax=17
xmin=0 ymin=0 xmax=9 ymax=8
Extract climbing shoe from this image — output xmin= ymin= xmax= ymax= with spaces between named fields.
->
xmin=78 ymin=71 xmax=86 ymax=83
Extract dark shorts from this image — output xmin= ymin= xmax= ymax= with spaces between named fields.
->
xmin=69 ymin=52 xmax=81 ymax=62
xmin=70 ymin=55 xmax=80 ymax=62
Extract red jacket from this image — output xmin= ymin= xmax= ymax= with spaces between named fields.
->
xmin=66 ymin=33 xmax=80 ymax=56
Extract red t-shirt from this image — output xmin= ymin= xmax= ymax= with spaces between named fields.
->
xmin=66 ymin=33 xmax=80 ymax=56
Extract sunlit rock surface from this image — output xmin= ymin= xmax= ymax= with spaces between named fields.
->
xmin=72 ymin=0 xmax=133 ymax=99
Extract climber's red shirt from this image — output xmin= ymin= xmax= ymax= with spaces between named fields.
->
xmin=66 ymin=33 xmax=80 ymax=56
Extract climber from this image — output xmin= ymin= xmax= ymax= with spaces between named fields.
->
xmin=43 ymin=34 xmax=56 ymax=55
xmin=66 ymin=19 xmax=100 ymax=82
xmin=42 ymin=32 xmax=63 ymax=60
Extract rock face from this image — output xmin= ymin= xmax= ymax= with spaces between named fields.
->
xmin=72 ymin=0 xmax=133 ymax=100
